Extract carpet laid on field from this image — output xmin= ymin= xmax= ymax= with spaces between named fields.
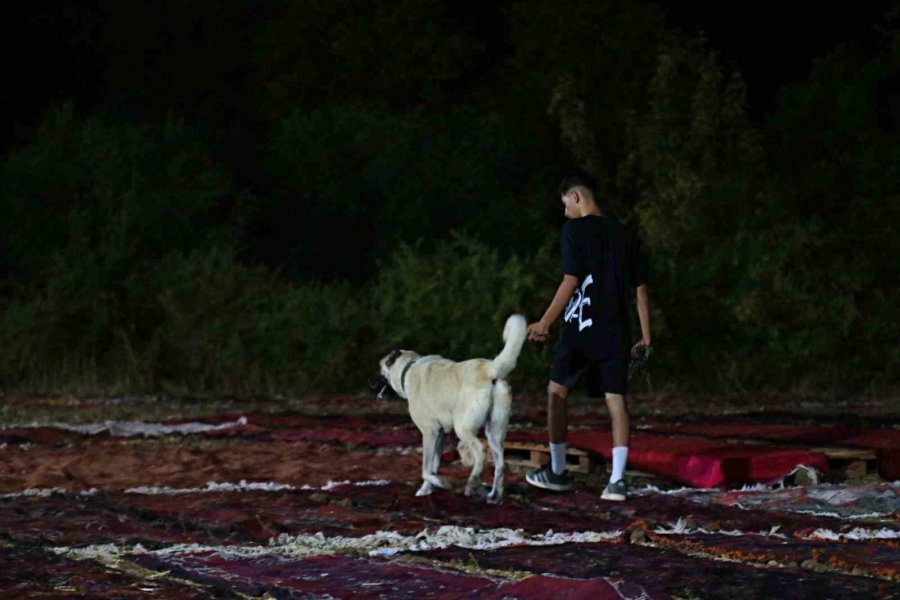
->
xmin=0 ymin=394 xmax=897 ymax=599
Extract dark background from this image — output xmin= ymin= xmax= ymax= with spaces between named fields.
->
xmin=1 ymin=1 xmax=898 ymax=396
xmin=4 ymin=3 xmax=893 ymax=145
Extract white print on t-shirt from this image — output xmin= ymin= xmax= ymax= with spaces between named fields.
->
xmin=563 ymin=274 xmax=593 ymax=331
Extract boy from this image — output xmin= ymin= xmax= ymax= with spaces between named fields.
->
xmin=526 ymin=172 xmax=650 ymax=501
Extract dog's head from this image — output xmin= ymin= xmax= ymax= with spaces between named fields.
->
xmin=376 ymin=348 xmax=418 ymax=400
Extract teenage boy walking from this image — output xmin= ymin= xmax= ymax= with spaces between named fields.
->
xmin=526 ymin=172 xmax=650 ymax=501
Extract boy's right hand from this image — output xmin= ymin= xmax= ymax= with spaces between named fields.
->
xmin=527 ymin=320 xmax=549 ymax=342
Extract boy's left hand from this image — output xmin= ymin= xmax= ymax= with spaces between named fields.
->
xmin=527 ymin=321 xmax=549 ymax=342
xmin=631 ymin=339 xmax=651 ymax=358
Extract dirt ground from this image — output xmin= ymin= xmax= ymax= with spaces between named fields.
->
xmin=0 ymin=391 xmax=897 ymax=599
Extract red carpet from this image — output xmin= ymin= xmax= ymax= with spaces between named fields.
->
xmin=509 ymin=430 xmax=829 ymax=487
xmin=641 ymin=424 xmax=900 ymax=480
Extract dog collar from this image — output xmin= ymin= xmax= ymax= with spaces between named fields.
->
xmin=400 ymin=358 xmax=418 ymax=394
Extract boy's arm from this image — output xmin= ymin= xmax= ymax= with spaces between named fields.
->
xmin=527 ymin=275 xmax=579 ymax=341
xmin=633 ymin=284 xmax=651 ymax=351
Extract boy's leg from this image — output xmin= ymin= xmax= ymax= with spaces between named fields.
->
xmin=528 ymin=345 xmax=582 ymax=492
xmin=526 ymin=379 xmax=574 ymax=491
xmin=605 ymin=392 xmax=629 ymax=483
xmin=598 ymin=357 xmax=630 ymax=501
xmin=548 ymin=381 xmax=568 ymax=475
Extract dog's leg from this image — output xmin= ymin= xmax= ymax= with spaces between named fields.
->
xmin=426 ymin=428 xmax=450 ymax=488
xmin=430 ymin=429 xmax=444 ymax=476
xmin=416 ymin=429 xmax=435 ymax=496
xmin=454 ymin=387 xmax=493 ymax=498
xmin=457 ymin=430 xmax=486 ymax=497
xmin=420 ymin=427 xmax=451 ymax=493
xmin=486 ymin=380 xmax=511 ymax=503
xmin=485 ymin=420 xmax=505 ymax=503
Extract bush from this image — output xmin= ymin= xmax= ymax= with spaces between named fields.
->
xmin=149 ymin=248 xmax=371 ymax=395
xmin=0 ymin=246 xmax=372 ymax=396
xmin=0 ymin=104 xmax=241 ymax=393
xmin=373 ymin=232 xmax=563 ymax=392
xmin=260 ymin=104 xmax=548 ymax=281
xmin=0 ymin=103 xmax=239 ymax=289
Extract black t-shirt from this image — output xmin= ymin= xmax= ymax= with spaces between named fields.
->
xmin=558 ymin=215 xmax=648 ymax=360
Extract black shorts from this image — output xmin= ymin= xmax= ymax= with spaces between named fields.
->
xmin=549 ymin=346 xmax=627 ymax=396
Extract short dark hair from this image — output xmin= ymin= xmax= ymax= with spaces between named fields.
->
xmin=558 ymin=171 xmax=598 ymax=198
xmin=559 ymin=171 xmax=598 ymax=200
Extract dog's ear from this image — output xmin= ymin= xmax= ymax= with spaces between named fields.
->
xmin=385 ymin=349 xmax=402 ymax=368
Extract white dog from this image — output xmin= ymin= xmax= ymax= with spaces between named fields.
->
xmin=379 ymin=314 xmax=527 ymax=503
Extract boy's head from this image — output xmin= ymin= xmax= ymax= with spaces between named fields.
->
xmin=558 ymin=171 xmax=601 ymax=218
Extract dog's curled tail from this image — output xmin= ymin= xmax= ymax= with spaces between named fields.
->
xmin=490 ymin=314 xmax=527 ymax=380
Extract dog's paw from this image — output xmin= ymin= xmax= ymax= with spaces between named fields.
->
xmin=487 ymin=488 xmax=504 ymax=504
xmin=428 ymin=475 xmax=452 ymax=490
xmin=415 ymin=483 xmax=433 ymax=497
xmin=465 ymin=483 xmax=489 ymax=498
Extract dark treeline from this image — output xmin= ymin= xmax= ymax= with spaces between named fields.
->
xmin=1 ymin=0 xmax=898 ymax=396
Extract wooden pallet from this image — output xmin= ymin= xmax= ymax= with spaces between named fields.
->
xmin=483 ymin=440 xmax=595 ymax=474
xmin=812 ymin=447 xmax=877 ymax=479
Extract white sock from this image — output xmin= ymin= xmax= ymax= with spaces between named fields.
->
xmin=610 ymin=446 xmax=628 ymax=483
xmin=550 ymin=442 xmax=567 ymax=475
